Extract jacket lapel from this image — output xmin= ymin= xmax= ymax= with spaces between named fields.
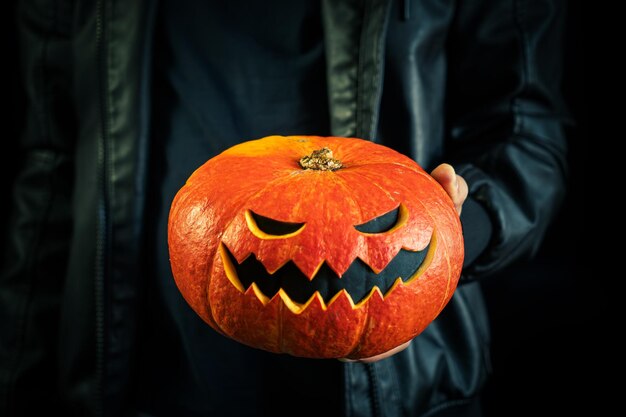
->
xmin=321 ymin=0 xmax=392 ymax=140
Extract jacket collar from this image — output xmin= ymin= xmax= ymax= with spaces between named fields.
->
xmin=321 ymin=0 xmax=392 ymax=140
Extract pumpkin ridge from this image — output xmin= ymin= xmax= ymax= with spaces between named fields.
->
xmin=277 ymin=293 xmax=285 ymax=352
xmin=339 ymin=169 xmax=397 ymax=208
xmin=208 ymin=246 xmax=234 ymax=338
xmin=168 ymin=189 xmax=222 ymax=331
xmin=441 ymin=239 xmax=452 ymax=313
xmin=330 ymin=171 xmax=367 ymax=275
xmin=434 ymin=227 xmax=453 ymax=314
xmin=409 ymin=197 xmax=455 ymax=313
xmin=347 ymin=289 xmax=371 ymax=356
xmin=345 ymin=161 xmax=423 ymax=175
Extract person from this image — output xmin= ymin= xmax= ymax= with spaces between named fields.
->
xmin=0 ymin=0 xmax=568 ymax=416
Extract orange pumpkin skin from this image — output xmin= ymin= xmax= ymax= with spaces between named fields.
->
xmin=168 ymin=136 xmax=464 ymax=359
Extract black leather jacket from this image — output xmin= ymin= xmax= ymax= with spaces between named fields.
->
xmin=1 ymin=0 xmax=567 ymax=416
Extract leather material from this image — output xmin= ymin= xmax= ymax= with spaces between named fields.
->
xmin=1 ymin=0 xmax=567 ymax=416
xmin=0 ymin=150 xmax=74 ymax=415
xmin=322 ymin=0 xmax=392 ymax=139
xmin=93 ymin=1 xmax=157 ymax=415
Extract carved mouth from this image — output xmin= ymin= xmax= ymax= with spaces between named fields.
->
xmin=220 ymin=236 xmax=434 ymax=306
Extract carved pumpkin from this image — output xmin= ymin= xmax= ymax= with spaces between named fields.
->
xmin=168 ymin=136 xmax=464 ymax=359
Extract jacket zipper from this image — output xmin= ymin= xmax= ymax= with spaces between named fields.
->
xmin=95 ymin=0 xmax=108 ymax=415
xmin=366 ymin=363 xmax=382 ymax=417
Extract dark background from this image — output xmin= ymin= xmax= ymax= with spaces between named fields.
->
xmin=2 ymin=1 xmax=586 ymax=415
xmin=481 ymin=1 xmax=590 ymax=414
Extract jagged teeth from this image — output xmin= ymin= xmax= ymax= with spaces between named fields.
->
xmin=248 ymin=283 xmax=396 ymax=313
xmin=219 ymin=243 xmax=407 ymax=313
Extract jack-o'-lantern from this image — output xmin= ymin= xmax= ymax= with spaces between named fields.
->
xmin=168 ymin=136 xmax=464 ymax=359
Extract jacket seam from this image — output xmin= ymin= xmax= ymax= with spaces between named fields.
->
xmin=94 ymin=0 xmax=110 ymax=415
xmin=366 ymin=363 xmax=382 ymax=417
xmin=134 ymin=0 xmax=158 ymax=242
xmin=344 ymin=364 xmax=353 ymax=417
xmin=42 ymin=9 xmax=52 ymax=147
xmin=356 ymin=0 xmax=390 ymax=140
xmin=455 ymin=286 xmax=492 ymax=375
xmin=370 ymin=0 xmax=391 ymax=141
xmin=355 ymin=0 xmax=370 ymax=139
xmin=512 ymin=0 xmax=530 ymax=135
xmin=6 ymin=2 xmax=56 ymax=407
xmin=369 ymin=0 xmax=390 ymax=141
xmin=5 ymin=154 xmax=58 ymax=415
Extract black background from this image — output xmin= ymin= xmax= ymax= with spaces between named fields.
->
xmin=481 ymin=1 xmax=591 ymax=415
xmin=1 ymin=1 xmax=587 ymax=415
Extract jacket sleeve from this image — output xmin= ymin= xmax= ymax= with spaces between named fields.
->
xmin=0 ymin=1 xmax=75 ymax=414
xmin=446 ymin=0 xmax=569 ymax=279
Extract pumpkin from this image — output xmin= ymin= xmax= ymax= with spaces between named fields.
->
xmin=168 ymin=136 xmax=464 ymax=359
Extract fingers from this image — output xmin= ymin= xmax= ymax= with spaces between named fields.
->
xmin=338 ymin=341 xmax=412 ymax=363
xmin=455 ymin=175 xmax=468 ymax=214
xmin=430 ymin=163 xmax=468 ymax=215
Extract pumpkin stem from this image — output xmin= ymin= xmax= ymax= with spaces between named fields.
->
xmin=299 ymin=147 xmax=343 ymax=171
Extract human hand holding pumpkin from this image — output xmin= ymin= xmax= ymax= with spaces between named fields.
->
xmin=431 ymin=163 xmax=468 ymax=216
xmin=170 ymin=137 xmax=466 ymax=360
xmin=341 ymin=163 xmax=468 ymax=363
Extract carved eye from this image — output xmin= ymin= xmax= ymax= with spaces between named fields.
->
xmin=355 ymin=205 xmax=406 ymax=234
xmin=246 ymin=210 xmax=306 ymax=239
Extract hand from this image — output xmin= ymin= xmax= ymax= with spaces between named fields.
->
xmin=430 ymin=163 xmax=468 ymax=215
xmin=338 ymin=164 xmax=467 ymax=364
xmin=339 ymin=340 xmax=412 ymax=364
